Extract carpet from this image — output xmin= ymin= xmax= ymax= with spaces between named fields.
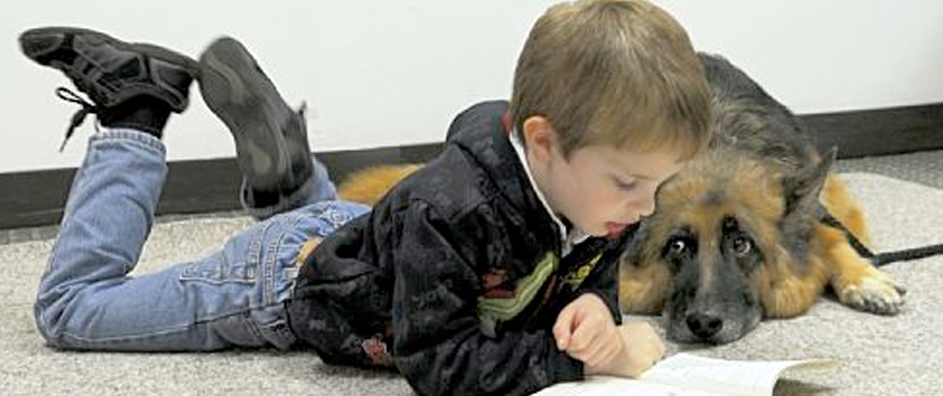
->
xmin=1 ymin=172 xmax=940 ymax=395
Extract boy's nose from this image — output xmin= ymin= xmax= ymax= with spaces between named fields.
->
xmin=633 ymin=195 xmax=657 ymax=217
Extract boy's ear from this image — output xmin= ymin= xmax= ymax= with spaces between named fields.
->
xmin=522 ymin=116 xmax=558 ymax=162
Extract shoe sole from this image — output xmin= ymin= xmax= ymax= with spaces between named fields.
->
xmin=20 ymin=26 xmax=199 ymax=110
xmin=199 ymin=37 xmax=292 ymax=189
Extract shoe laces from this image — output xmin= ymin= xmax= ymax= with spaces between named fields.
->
xmin=55 ymin=87 xmax=99 ymax=152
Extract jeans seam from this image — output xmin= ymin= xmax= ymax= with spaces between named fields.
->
xmin=56 ymin=322 xmax=196 ymax=345
xmin=247 ymin=218 xmax=269 ymax=281
xmin=262 ymin=220 xmax=280 ymax=306
xmin=263 ymin=212 xmax=306 ymax=306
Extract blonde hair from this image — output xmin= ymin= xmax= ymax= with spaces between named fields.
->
xmin=510 ymin=0 xmax=711 ymax=159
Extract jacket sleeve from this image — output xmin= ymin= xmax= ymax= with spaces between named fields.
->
xmin=389 ymin=201 xmax=584 ymax=396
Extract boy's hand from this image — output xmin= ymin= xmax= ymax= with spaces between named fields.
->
xmin=552 ymin=293 xmax=623 ymax=369
xmin=586 ymin=321 xmax=665 ymax=378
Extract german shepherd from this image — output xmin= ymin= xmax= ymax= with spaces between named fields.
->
xmin=617 ymin=54 xmax=905 ymax=344
xmin=334 ymin=54 xmax=906 ymax=346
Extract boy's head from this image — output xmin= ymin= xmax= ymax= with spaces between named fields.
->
xmin=509 ymin=0 xmax=712 ymax=237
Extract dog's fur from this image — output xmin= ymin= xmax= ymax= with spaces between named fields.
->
xmin=617 ymin=54 xmax=903 ymax=344
xmin=335 ymin=54 xmax=905 ymax=345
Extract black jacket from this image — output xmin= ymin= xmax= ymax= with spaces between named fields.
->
xmin=287 ymin=101 xmax=630 ymax=396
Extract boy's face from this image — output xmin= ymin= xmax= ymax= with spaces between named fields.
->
xmin=525 ymin=117 xmax=685 ymax=238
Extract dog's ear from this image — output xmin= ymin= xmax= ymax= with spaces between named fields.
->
xmin=782 ymin=147 xmax=837 ymax=216
xmin=778 ymin=147 xmax=837 ymax=259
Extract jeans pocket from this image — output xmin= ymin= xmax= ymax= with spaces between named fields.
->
xmin=179 ymin=222 xmax=264 ymax=284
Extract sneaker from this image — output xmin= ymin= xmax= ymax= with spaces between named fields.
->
xmin=198 ymin=36 xmax=313 ymax=196
xmin=19 ymin=27 xmax=199 ymax=147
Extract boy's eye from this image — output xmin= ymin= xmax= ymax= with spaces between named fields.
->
xmin=612 ymin=176 xmax=638 ymax=191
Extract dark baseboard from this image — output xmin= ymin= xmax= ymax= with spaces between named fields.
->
xmin=155 ymin=143 xmax=443 ymax=218
xmin=805 ymin=103 xmax=943 ymax=158
xmin=1 ymin=103 xmax=940 ymax=230
xmin=0 ymin=143 xmax=442 ymax=230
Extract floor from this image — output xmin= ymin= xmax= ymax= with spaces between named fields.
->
xmin=835 ymin=150 xmax=943 ymax=189
xmin=1 ymin=149 xmax=940 ymax=245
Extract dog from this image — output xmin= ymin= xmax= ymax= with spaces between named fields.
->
xmin=617 ymin=54 xmax=904 ymax=344
xmin=334 ymin=54 xmax=906 ymax=346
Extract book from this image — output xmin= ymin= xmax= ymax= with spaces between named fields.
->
xmin=532 ymin=352 xmax=837 ymax=396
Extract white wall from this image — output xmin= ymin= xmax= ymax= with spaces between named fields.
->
xmin=659 ymin=0 xmax=943 ymax=113
xmin=2 ymin=0 xmax=942 ymax=173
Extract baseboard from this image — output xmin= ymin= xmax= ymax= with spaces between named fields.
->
xmin=1 ymin=103 xmax=940 ymax=230
xmin=0 ymin=143 xmax=442 ymax=230
xmin=806 ymin=103 xmax=943 ymax=158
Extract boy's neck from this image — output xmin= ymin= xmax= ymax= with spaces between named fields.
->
xmin=508 ymin=130 xmax=589 ymax=255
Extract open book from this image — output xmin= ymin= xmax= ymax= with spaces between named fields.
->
xmin=533 ymin=353 xmax=836 ymax=396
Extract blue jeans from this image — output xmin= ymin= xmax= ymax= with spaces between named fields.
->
xmin=34 ymin=128 xmax=370 ymax=351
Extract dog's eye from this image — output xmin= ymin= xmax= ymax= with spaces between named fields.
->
xmin=668 ymin=239 xmax=688 ymax=255
xmin=662 ymin=230 xmax=695 ymax=263
xmin=733 ymin=236 xmax=753 ymax=257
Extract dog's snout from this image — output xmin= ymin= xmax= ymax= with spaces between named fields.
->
xmin=685 ymin=311 xmax=723 ymax=339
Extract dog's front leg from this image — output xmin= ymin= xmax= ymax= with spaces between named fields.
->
xmin=820 ymin=225 xmax=906 ymax=315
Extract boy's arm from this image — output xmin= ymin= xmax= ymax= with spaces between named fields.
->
xmin=390 ymin=202 xmax=583 ymax=396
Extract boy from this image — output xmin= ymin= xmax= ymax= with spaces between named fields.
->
xmin=20 ymin=0 xmax=711 ymax=395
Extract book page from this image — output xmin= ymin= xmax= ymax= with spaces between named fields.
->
xmin=640 ymin=353 xmax=836 ymax=396
xmin=532 ymin=375 xmax=731 ymax=396
xmin=532 ymin=353 xmax=836 ymax=396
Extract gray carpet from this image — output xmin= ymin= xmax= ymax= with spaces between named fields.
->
xmin=835 ymin=150 xmax=943 ymax=190
xmin=2 ymin=172 xmax=942 ymax=396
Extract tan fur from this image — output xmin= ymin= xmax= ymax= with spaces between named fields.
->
xmin=618 ymin=260 xmax=670 ymax=313
xmin=753 ymin=238 xmax=830 ymax=318
xmin=337 ymin=164 xmax=422 ymax=205
xmin=295 ymin=237 xmax=323 ymax=267
xmin=820 ymin=175 xmax=872 ymax=247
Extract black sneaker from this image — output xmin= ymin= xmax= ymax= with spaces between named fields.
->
xmin=198 ymin=36 xmax=313 ymax=198
xmin=19 ymin=27 xmax=199 ymax=148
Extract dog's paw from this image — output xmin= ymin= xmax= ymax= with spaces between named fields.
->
xmin=838 ymin=272 xmax=906 ymax=315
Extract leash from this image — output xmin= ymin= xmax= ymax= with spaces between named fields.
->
xmin=819 ymin=211 xmax=943 ymax=267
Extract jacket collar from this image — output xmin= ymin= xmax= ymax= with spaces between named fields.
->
xmin=447 ymin=101 xmax=564 ymax=254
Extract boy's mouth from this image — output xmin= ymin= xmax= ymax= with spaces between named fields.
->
xmin=605 ymin=222 xmax=630 ymax=238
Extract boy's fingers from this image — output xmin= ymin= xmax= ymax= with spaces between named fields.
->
xmin=577 ymin=326 xmax=620 ymax=366
xmin=578 ymin=339 xmax=608 ymax=367
xmin=553 ymin=304 xmax=577 ymax=350
xmin=566 ymin=313 xmax=599 ymax=352
xmin=590 ymin=343 xmax=621 ymax=369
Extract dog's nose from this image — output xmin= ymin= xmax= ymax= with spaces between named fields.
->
xmin=686 ymin=312 xmax=723 ymax=339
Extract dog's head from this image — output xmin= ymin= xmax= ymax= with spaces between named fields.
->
xmin=619 ymin=147 xmax=835 ymax=344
